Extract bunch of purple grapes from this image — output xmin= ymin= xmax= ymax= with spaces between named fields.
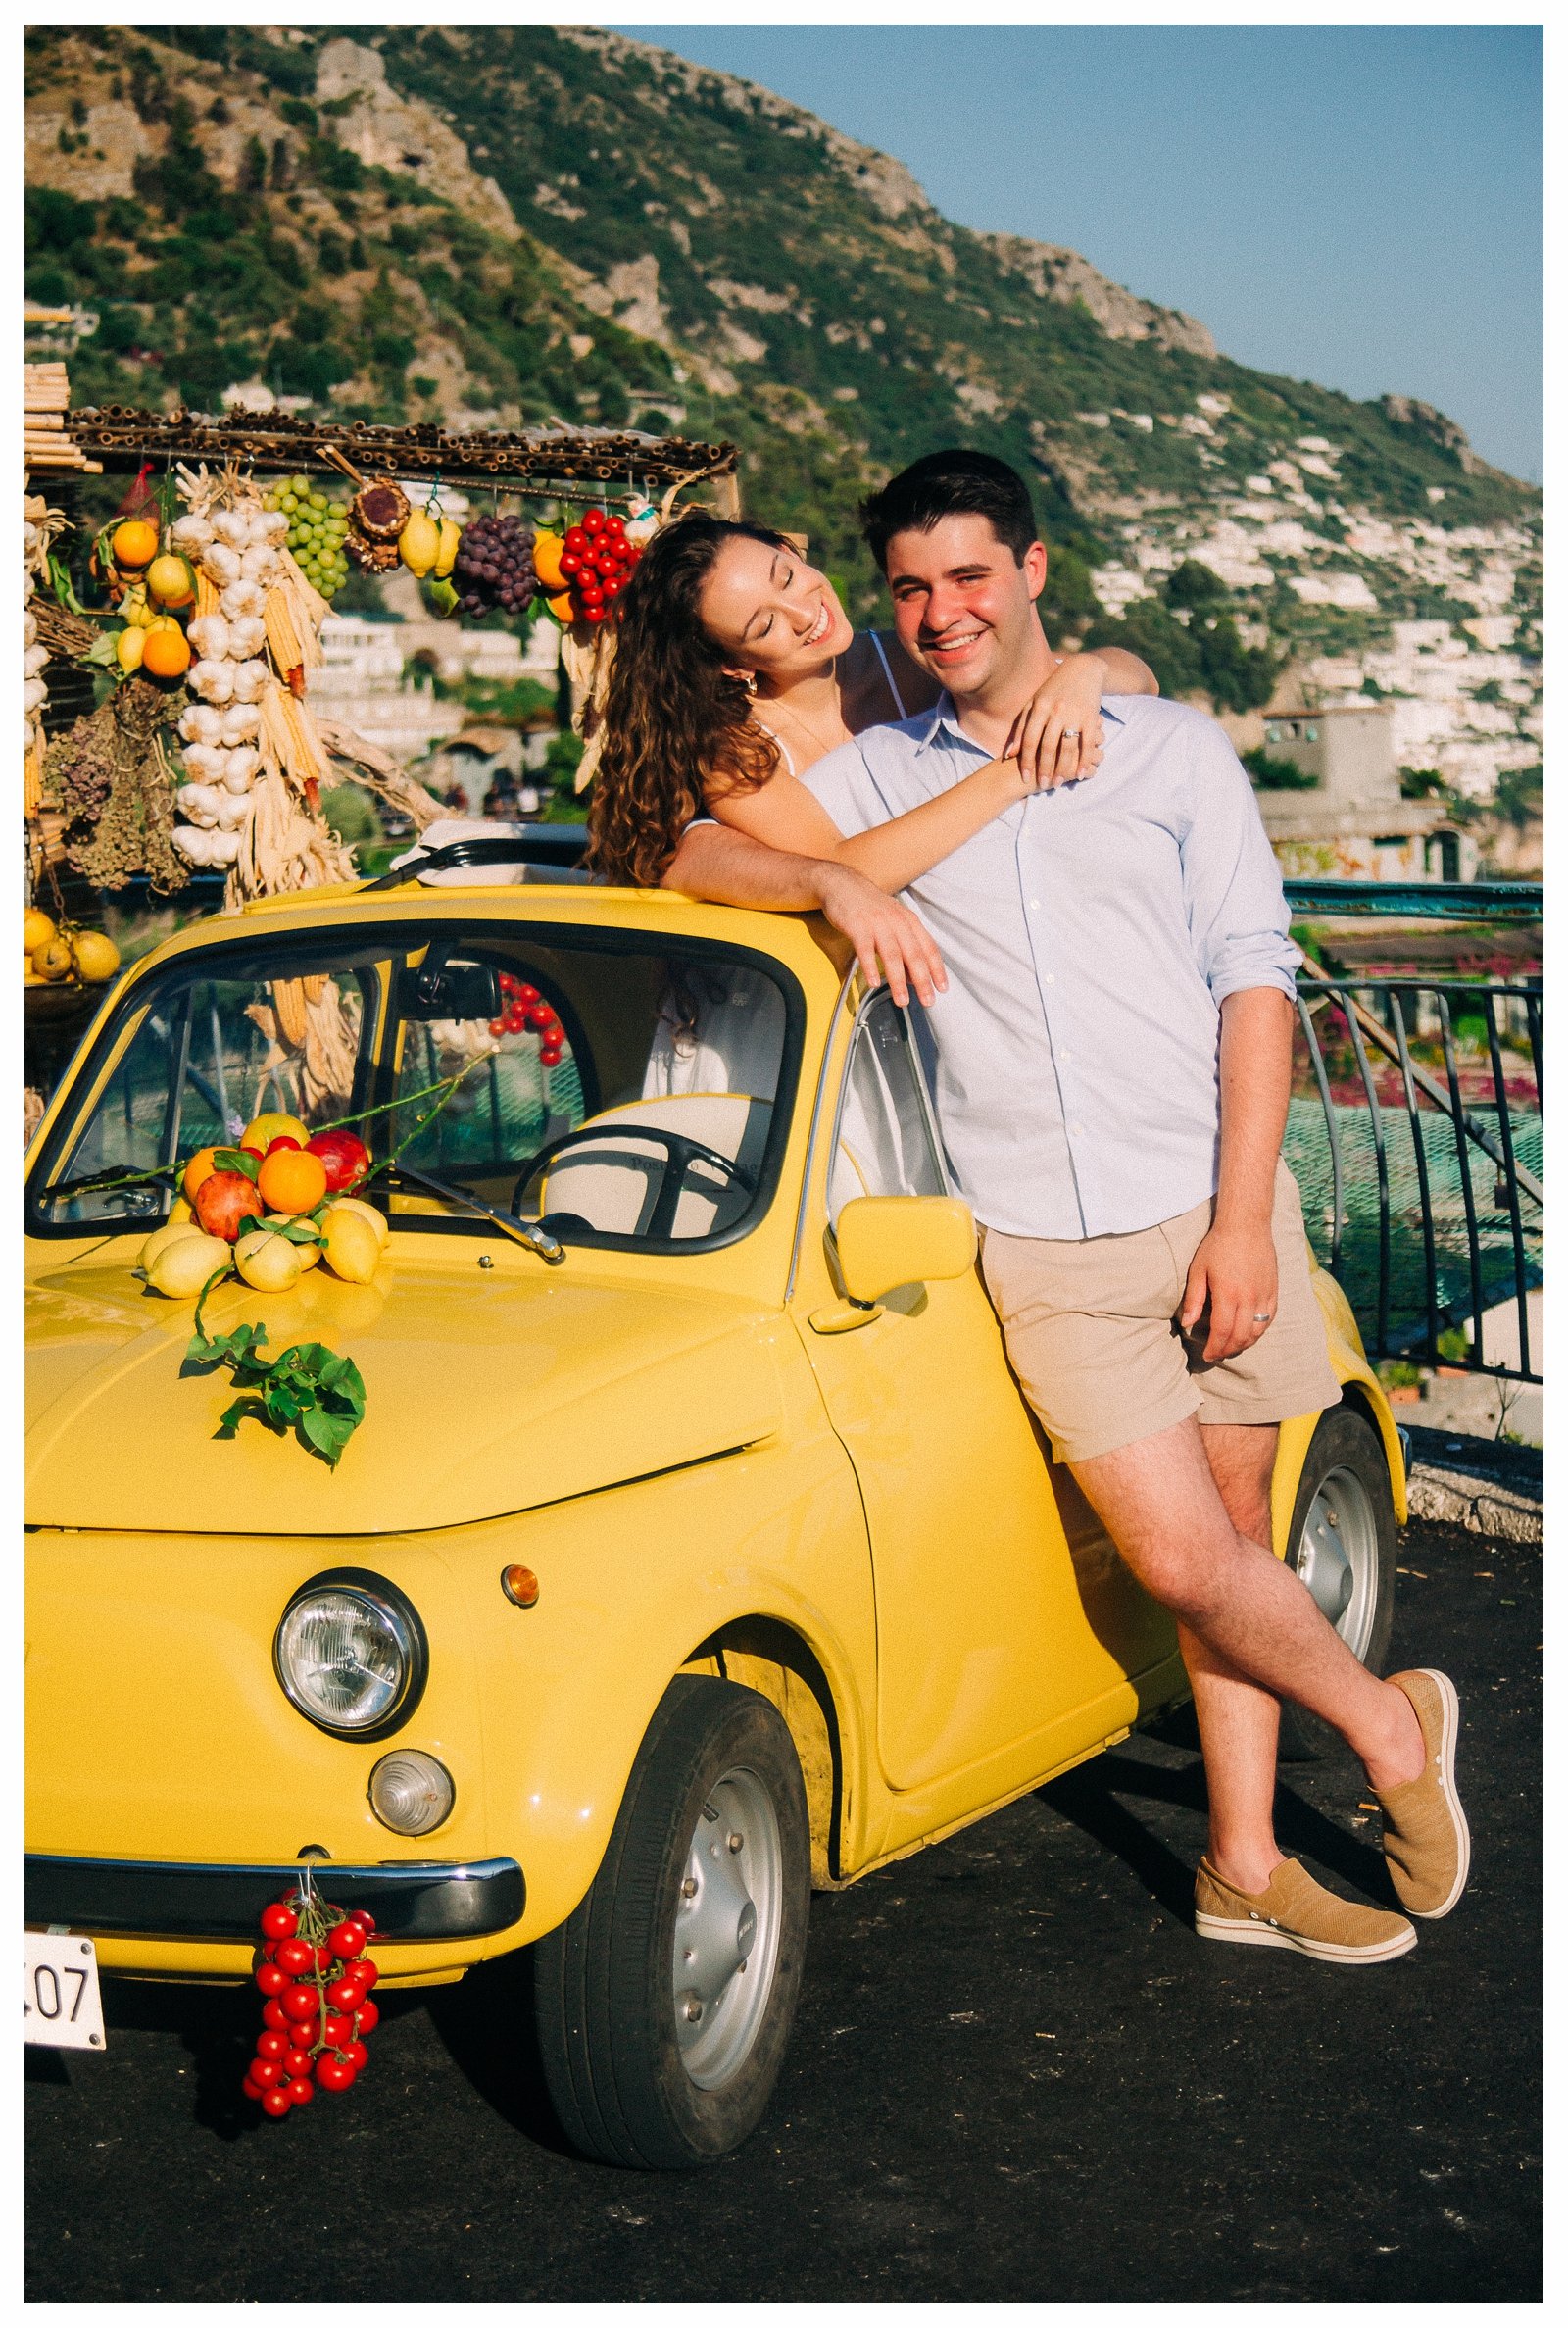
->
xmin=453 ymin=515 xmax=538 ymax=616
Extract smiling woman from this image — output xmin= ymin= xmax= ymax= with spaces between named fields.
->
xmin=586 ymin=508 xmax=1157 ymax=947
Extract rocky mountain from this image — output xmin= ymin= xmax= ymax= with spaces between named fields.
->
xmin=25 ymin=22 xmax=1541 ymax=796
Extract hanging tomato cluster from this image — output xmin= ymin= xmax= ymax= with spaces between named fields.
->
xmin=245 ymin=1888 xmax=382 ymax=2118
xmin=490 ymin=971 xmax=567 ymax=1069
xmin=557 ymin=508 xmax=642 ymax=626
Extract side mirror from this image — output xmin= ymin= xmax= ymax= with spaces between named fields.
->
xmin=835 ymin=1195 xmax=977 ymax=1307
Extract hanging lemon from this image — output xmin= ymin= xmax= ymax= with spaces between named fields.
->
xmin=146 ymin=554 xmax=195 ymax=609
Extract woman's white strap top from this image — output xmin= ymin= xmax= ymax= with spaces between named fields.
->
xmin=751 ymin=718 xmax=797 ymax=776
xmin=868 ymin=629 xmax=908 ymax=720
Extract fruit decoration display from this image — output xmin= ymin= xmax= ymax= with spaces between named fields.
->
xmin=24 ymin=906 xmax=121 ymax=989
xmin=121 ymin=1066 xmax=474 ymax=1466
xmin=163 ymin=1112 xmax=382 ymax=1289
xmin=260 ymin=477 xmax=352 ymax=602
xmin=490 ymin=970 xmax=566 ymax=1069
xmin=138 ymin=1111 xmax=386 ymax=1467
xmin=244 ymin=1881 xmax=382 ymax=2119
xmin=452 ymin=513 xmax=537 ymax=617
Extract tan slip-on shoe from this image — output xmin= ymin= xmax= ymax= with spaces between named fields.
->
xmin=1194 ymin=1856 xmax=1416 ymax=1963
xmin=1374 ymin=1667 xmax=1471 ymax=1919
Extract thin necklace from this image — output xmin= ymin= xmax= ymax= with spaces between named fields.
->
xmin=760 ymin=681 xmax=851 ymax=766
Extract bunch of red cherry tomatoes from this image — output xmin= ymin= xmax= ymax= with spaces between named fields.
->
xmin=490 ymin=971 xmax=567 ymax=1070
xmin=559 ymin=507 xmax=642 ymax=626
xmin=244 ymin=1890 xmax=381 ymax=2118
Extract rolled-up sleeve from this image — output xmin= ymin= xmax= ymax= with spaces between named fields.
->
xmin=1181 ymin=726 xmax=1301 ymax=1002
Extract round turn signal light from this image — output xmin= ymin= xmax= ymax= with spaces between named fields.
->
xmin=501 ymin=1563 xmax=540 ymax=1608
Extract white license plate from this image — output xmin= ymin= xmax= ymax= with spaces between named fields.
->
xmin=24 ymin=1931 xmax=106 ymax=2052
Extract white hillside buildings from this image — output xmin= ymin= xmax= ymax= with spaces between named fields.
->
xmin=312 ymin=614 xmax=562 ymax=768
xmin=1084 ymin=407 xmax=1540 ymax=808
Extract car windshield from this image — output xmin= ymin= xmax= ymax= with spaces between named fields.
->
xmin=28 ymin=918 xmax=805 ymax=1256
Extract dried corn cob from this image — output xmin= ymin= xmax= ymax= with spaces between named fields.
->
xmin=263 ymin=586 xmax=305 ymax=685
xmin=271 ymin=976 xmax=309 ymax=1049
xmin=277 ymin=688 xmax=329 ymax=789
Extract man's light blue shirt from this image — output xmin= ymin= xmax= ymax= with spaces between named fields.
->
xmin=801 ymin=693 xmax=1300 ymax=1241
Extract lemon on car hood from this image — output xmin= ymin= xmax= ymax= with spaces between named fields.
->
xmin=25 ymin=1254 xmax=783 ymax=1536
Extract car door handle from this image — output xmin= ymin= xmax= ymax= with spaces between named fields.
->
xmin=808 ymin=1300 xmax=883 ymax=1335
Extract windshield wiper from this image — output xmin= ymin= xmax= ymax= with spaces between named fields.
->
xmin=386 ymin=1163 xmax=565 ymax=1266
xmin=34 ymin=1167 xmax=174 ymax=1208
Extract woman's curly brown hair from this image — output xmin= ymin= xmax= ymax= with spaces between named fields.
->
xmin=584 ymin=514 xmax=791 ymax=888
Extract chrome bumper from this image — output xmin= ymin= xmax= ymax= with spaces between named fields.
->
xmin=24 ymin=1853 xmax=524 ymax=1942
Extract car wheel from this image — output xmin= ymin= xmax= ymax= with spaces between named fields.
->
xmin=533 ymin=1675 xmax=810 ymax=2169
xmin=1278 ymin=1406 xmax=1398 ymax=1760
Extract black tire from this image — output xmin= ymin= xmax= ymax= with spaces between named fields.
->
xmin=533 ymin=1676 xmax=810 ymax=2169
xmin=1278 ymin=1406 xmax=1398 ymax=1760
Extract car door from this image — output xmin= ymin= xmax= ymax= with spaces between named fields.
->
xmin=790 ymin=992 xmax=1175 ymax=1815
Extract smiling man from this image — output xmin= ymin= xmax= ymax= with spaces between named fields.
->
xmin=664 ymin=450 xmax=1469 ymax=1963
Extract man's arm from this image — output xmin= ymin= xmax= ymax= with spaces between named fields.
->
xmin=1179 ymin=986 xmax=1295 ymax=1361
xmin=662 ymin=820 xmax=948 ymax=1010
xmin=1176 ymin=720 xmax=1301 ymax=1361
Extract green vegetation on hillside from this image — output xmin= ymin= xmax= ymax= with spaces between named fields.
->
xmin=25 ymin=22 xmax=1538 ymax=655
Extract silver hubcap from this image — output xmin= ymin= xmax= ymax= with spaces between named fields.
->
xmin=1295 ymin=1463 xmax=1379 ymax=1662
xmin=672 ymin=1765 xmax=782 ymax=2092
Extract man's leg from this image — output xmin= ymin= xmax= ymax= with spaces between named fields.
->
xmin=1180 ymin=1423 xmax=1286 ymax=1895
xmin=1072 ymin=1415 xmax=1425 ymax=1792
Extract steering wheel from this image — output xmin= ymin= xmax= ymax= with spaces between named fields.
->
xmin=510 ymin=1123 xmax=757 ymax=1241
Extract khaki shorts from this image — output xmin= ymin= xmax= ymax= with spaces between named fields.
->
xmin=978 ymin=1163 xmax=1342 ymax=1466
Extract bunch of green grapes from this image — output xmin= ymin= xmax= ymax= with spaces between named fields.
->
xmin=262 ymin=476 xmax=352 ymax=599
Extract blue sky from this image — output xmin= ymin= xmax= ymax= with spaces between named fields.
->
xmin=618 ymin=24 xmax=1542 ymax=483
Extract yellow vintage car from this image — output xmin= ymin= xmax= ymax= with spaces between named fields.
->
xmin=25 ymin=862 xmax=1405 ymax=2166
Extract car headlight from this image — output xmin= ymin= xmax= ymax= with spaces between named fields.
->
xmin=274 ymin=1569 xmax=427 ymax=1740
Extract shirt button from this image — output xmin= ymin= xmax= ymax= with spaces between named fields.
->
xmin=1071 ymin=1123 xmax=1085 ymax=1137
xmin=1044 ymin=973 xmax=1055 ymax=986
xmin=1028 ymin=898 xmax=1041 ymax=912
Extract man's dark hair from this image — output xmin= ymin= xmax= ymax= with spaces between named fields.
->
xmin=860 ymin=450 xmax=1038 ymax=572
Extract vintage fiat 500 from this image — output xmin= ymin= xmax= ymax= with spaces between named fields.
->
xmin=25 ymin=859 xmax=1405 ymax=2165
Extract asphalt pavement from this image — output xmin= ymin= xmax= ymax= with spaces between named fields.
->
xmin=26 ymin=1511 xmax=1540 ymax=2303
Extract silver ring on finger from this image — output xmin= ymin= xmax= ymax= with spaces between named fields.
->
xmin=1251 ymin=1311 xmax=1272 ymax=1321
xmin=1061 ymin=728 xmax=1080 ymax=739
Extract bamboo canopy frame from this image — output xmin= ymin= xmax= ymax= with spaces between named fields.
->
xmin=60 ymin=406 xmax=742 ymax=508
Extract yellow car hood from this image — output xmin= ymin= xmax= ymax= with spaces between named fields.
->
xmin=25 ymin=1250 xmax=783 ymax=1537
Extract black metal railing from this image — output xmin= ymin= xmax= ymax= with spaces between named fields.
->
xmin=1288 ymin=976 xmax=1542 ymax=1383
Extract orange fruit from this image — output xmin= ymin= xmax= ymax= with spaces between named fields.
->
xmin=241 ymin=1111 xmax=309 ymax=1152
xmin=182 ymin=1146 xmax=220 ymax=1204
xmin=141 ymin=622 xmax=191 ymax=679
xmin=146 ymin=554 xmax=194 ymax=608
xmin=112 ymin=519 xmax=160 ymax=570
xmin=258 ymin=1146 xmax=328 ymax=1216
